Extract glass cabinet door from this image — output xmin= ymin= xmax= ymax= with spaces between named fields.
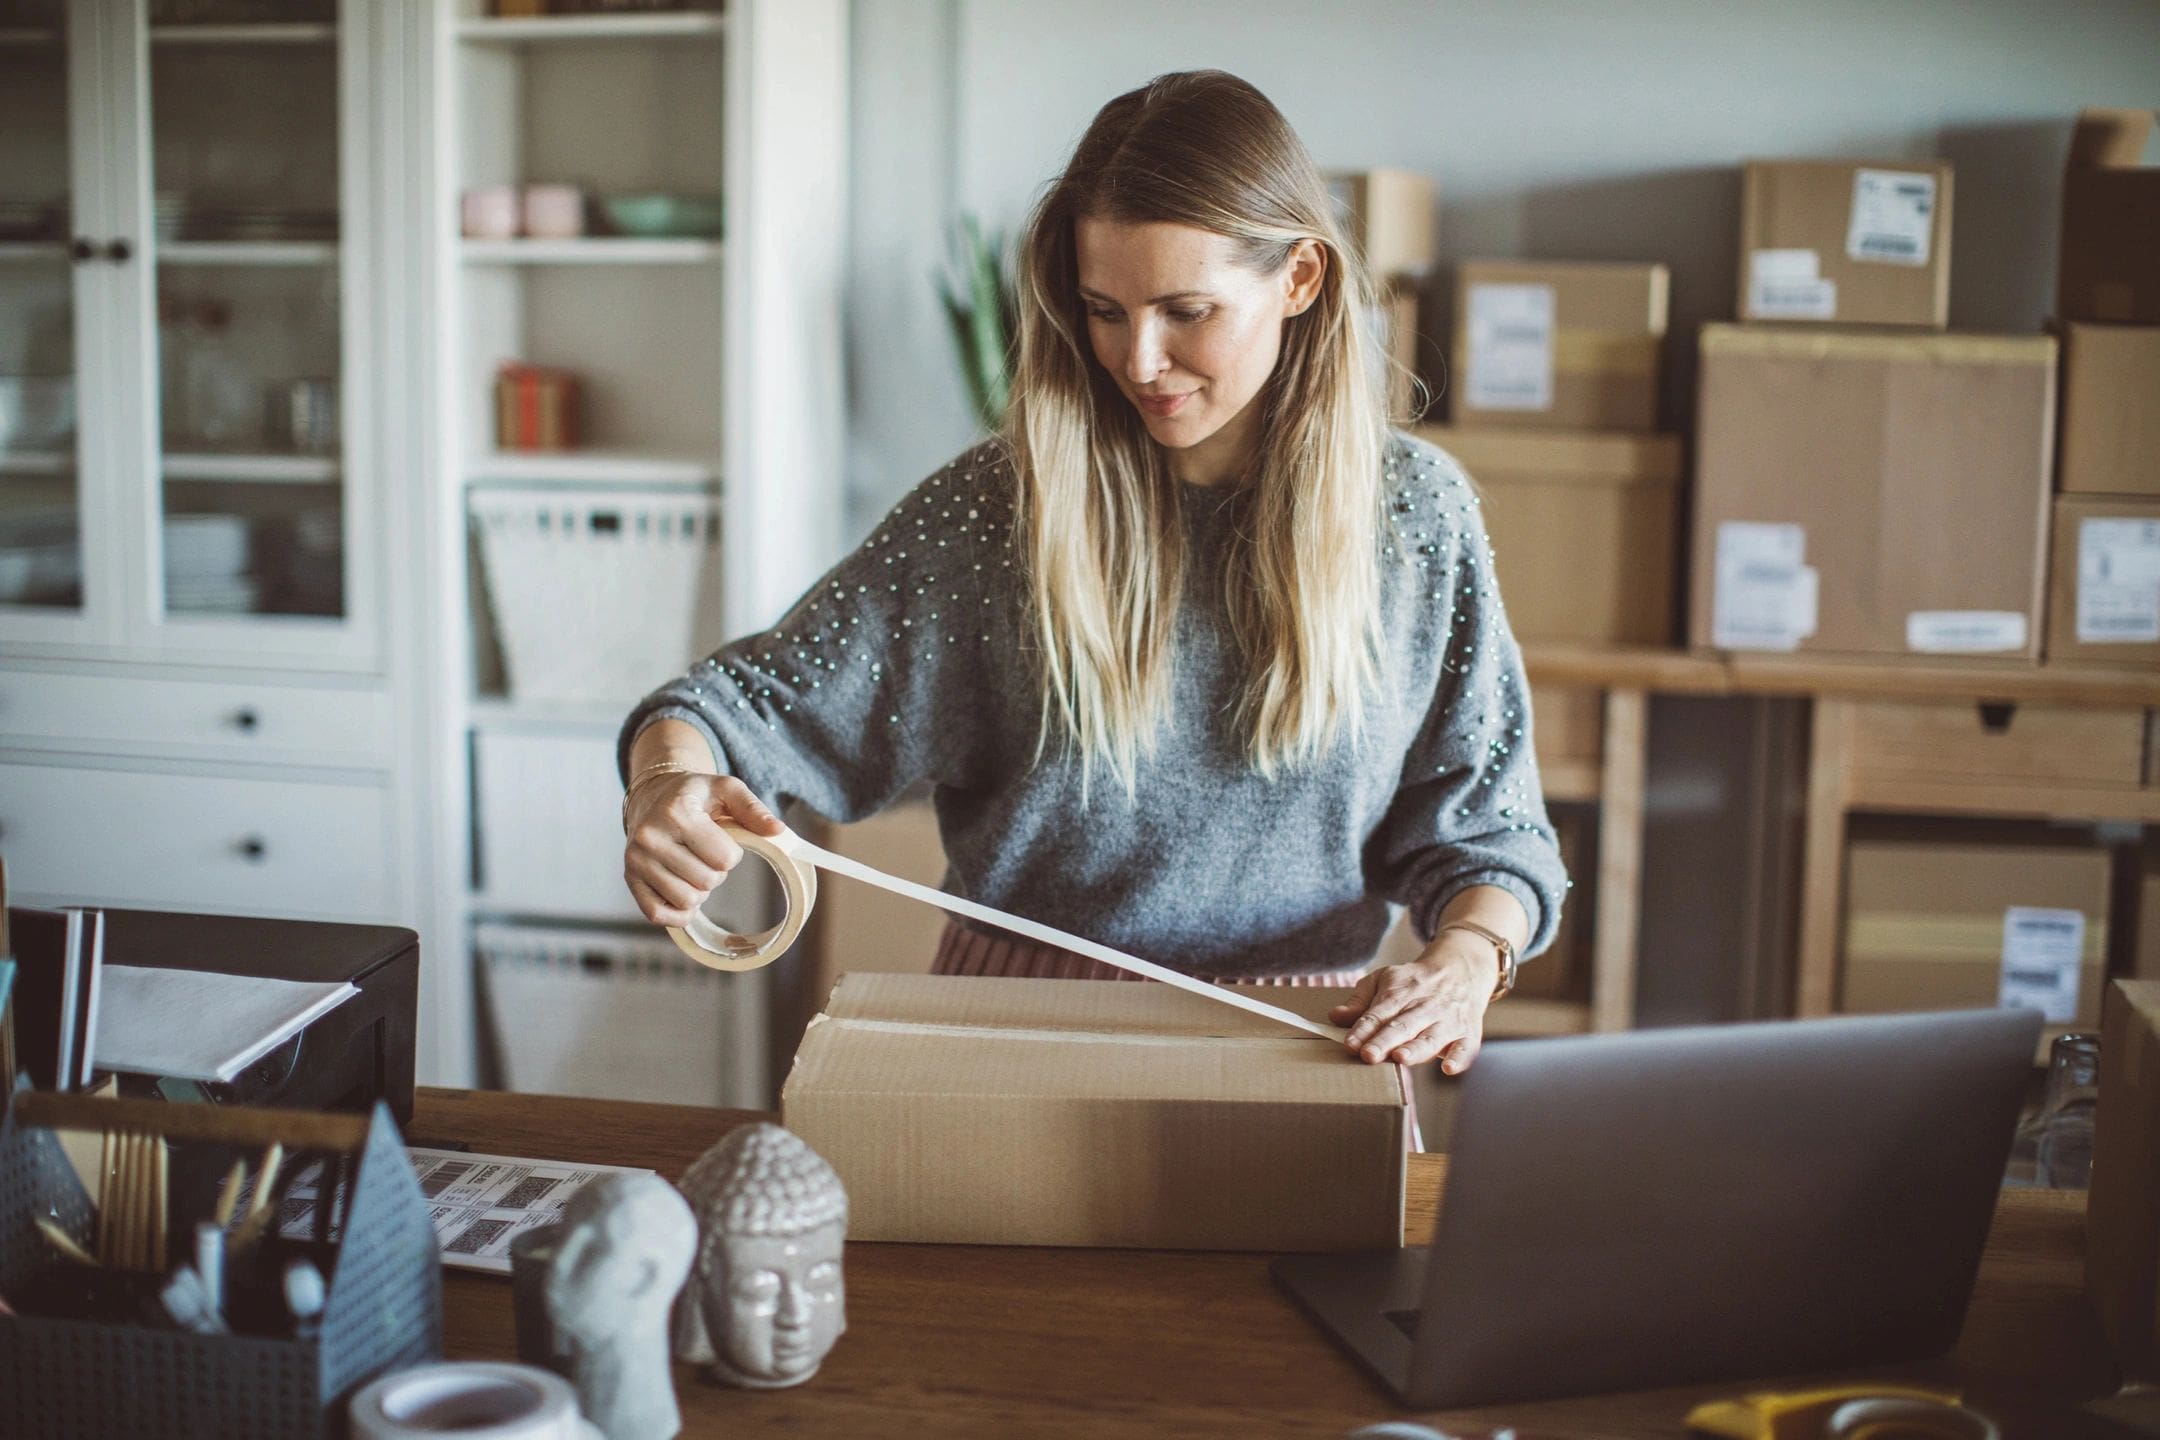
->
xmin=0 ymin=3 xmax=89 ymax=636
xmin=141 ymin=0 xmax=352 ymax=647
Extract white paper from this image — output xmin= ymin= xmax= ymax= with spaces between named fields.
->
xmin=1463 ymin=282 xmax=1555 ymax=411
xmin=1998 ymin=907 xmax=2087 ymax=1024
xmin=92 ymin=965 xmax=358 ymax=1083
xmin=1847 ymin=168 xmax=1937 ymax=266
xmin=276 ymin=1146 xmax=657 ymax=1274
xmin=1748 ymin=248 xmax=1837 ymax=319
xmin=1713 ymin=522 xmax=1818 ymax=650
xmin=1905 ymin=610 xmax=2029 ymax=654
xmin=2076 ymin=517 xmax=2160 ymax=644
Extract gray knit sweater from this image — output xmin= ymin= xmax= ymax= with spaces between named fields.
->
xmin=619 ymin=430 xmax=1568 ymax=978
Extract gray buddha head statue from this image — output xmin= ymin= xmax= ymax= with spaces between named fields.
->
xmin=672 ymin=1122 xmax=848 ymax=1389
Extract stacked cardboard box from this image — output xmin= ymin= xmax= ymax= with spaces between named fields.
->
xmin=2046 ymin=110 xmax=2160 ymax=668
xmin=1330 ymin=169 xmax=1435 ymax=419
xmin=1694 ymin=152 xmax=2080 ymax=661
xmin=1841 ymin=833 xmax=2111 ymax=1030
xmin=1691 ymin=326 xmax=2057 ymax=659
xmin=1433 ymin=259 xmax=1678 ymax=646
xmin=1737 ymin=159 xmax=1953 ymax=328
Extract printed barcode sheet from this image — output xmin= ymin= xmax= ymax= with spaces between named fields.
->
xmin=275 ymin=1146 xmax=656 ymax=1274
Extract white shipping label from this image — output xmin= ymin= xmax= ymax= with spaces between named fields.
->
xmin=1713 ymin=522 xmax=1818 ymax=650
xmin=1463 ymin=282 xmax=1555 ymax=411
xmin=2077 ymin=517 xmax=2160 ymax=644
xmin=1747 ymin=248 xmax=1838 ymax=319
xmin=1847 ymin=168 xmax=1937 ymax=266
xmin=1998 ymin=907 xmax=2087 ymax=1024
xmin=1905 ymin=610 xmax=2029 ymax=654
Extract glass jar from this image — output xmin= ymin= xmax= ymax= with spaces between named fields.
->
xmin=2005 ymin=1032 xmax=2100 ymax=1190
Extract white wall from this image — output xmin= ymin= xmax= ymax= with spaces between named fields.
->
xmin=845 ymin=0 xmax=2160 ymax=528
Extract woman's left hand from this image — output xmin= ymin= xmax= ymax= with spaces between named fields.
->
xmin=1329 ymin=933 xmax=1500 ymax=1073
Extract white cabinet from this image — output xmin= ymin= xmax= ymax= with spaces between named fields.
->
xmin=0 ymin=4 xmax=425 ymax=1044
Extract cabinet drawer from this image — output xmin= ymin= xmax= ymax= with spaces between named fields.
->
xmin=0 ymin=761 xmax=392 ymax=920
xmin=0 ymin=671 xmax=391 ymax=768
xmin=1845 ymin=700 xmax=2151 ymax=790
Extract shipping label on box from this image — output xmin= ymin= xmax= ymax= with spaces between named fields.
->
xmin=1747 ymin=249 xmax=1837 ymax=320
xmin=782 ymin=973 xmax=1407 ymax=1252
xmin=2078 ymin=518 xmax=2160 ymax=645
xmin=1712 ymin=521 xmax=1817 ymax=652
xmin=1845 ymin=168 xmax=1939 ymax=266
xmin=1998 ymin=907 xmax=2089 ymax=1023
xmin=1462 ymin=283 xmax=1555 ymax=412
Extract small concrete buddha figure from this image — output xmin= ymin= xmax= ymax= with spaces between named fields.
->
xmin=672 ymin=1123 xmax=848 ymax=1389
xmin=542 ymin=1173 xmax=697 ymax=1440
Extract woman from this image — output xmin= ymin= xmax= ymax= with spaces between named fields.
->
xmin=619 ymin=70 xmax=1565 ymax=1075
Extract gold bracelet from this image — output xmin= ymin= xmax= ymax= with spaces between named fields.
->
xmin=621 ymin=761 xmax=704 ymax=834
xmin=1435 ymin=920 xmax=1518 ymax=1001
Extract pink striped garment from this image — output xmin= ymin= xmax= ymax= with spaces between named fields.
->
xmin=931 ymin=921 xmax=1367 ymax=987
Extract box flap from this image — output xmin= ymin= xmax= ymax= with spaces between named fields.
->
xmin=790 ymin=974 xmax=1400 ymax=1107
xmin=2069 ymin=108 xmax=2155 ymax=172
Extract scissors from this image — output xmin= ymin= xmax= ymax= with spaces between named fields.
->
xmin=1687 ymin=1383 xmax=2000 ymax=1440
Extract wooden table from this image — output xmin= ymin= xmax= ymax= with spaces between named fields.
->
xmin=419 ymin=1087 xmax=2118 ymax=1439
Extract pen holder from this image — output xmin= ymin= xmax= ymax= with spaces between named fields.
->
xmin=0 ymin=1092 xmax=441 ymax=1440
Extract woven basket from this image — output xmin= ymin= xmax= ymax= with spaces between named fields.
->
xmin=469 ymin=485 xmax=723 ymax=704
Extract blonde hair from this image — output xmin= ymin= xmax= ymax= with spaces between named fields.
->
xmin=1006 ymin=70 xmax=1393 ymax=801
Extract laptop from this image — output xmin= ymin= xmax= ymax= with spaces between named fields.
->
xmin=1272 ymin=1006 xmax=2041 ymax=1410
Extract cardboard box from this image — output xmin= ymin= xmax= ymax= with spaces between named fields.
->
xmin=2088 ymin=979 xmax=2160 ymax=1380
xmin=1329 ymin=169 xmax=1436 ymax=278
xmin=781 ymin=973 xmax=1408 ymax=1250
xmin=2045 ymin=496 xmax=2160 ymax=667
xmin=1423 ymin=424 xmax=1681 ymax=645
xmin=2059 ymin=322 xmax=2160 ymax=495
xmin=1738 ymin=159 xmax=1953 ymax=328
xmin=2059 ymin=109 xmax=2160 ymax=324
xmin=2140 ymin=841 xmax=2160 ymax=983
xmin=1841 ymin=837 xmax=2111 ymax=1029
xmin=1450 ymin=260 xmax=1669 ymax=431
xmin=1690 ymin=325 xmax=2057 ymax=659
xmin=1373 ymin=277 xmax=1424 ymax=419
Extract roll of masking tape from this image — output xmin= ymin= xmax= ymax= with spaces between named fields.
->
xmin=666 ymin=821 xmax=1339 ymax=1042
xmin=349 ymin=1363 xmax=596 ymax=1440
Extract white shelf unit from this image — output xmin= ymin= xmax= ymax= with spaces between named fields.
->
xmin=417 ymin=0 xmax=847 ymax=1093
xmin=0 ymin=451 xmax=73 ymax=477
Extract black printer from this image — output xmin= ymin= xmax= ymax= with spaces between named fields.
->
xmin=96 ymin=909 xmax=418 ymax=1123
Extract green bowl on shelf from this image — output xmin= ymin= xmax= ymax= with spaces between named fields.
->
xmin=598 ymin=194 xmax=725 ymax=240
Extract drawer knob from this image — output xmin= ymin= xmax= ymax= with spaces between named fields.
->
xmin=1976 ymin=701 xmax=2017 ymax=734
xmin=238 ymin=836 xmax=268 ymax=862
xmin=231 ymin=707 xmax=260 ymax=733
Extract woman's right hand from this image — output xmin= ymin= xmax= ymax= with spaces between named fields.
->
xmin=622 ymin=771 xmax=787 ymax=927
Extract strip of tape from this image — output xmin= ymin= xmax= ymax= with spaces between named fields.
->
xmin=669 ymin=822 xmax=1340 ymax=1042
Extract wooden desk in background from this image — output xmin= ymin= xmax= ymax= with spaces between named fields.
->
xmin=419 ymin=1087 xmax=2115 ymax=1440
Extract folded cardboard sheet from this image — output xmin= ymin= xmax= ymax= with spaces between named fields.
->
xmin=782 ymin=974 xmax=1408 ymax=1251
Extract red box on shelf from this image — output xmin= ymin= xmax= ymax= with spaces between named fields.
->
xmin=496 ymin=363 xmax=580 ymax=452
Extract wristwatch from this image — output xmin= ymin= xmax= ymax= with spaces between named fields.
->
xmin=1437 ymin=920 xmax=1518 ymax=1001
